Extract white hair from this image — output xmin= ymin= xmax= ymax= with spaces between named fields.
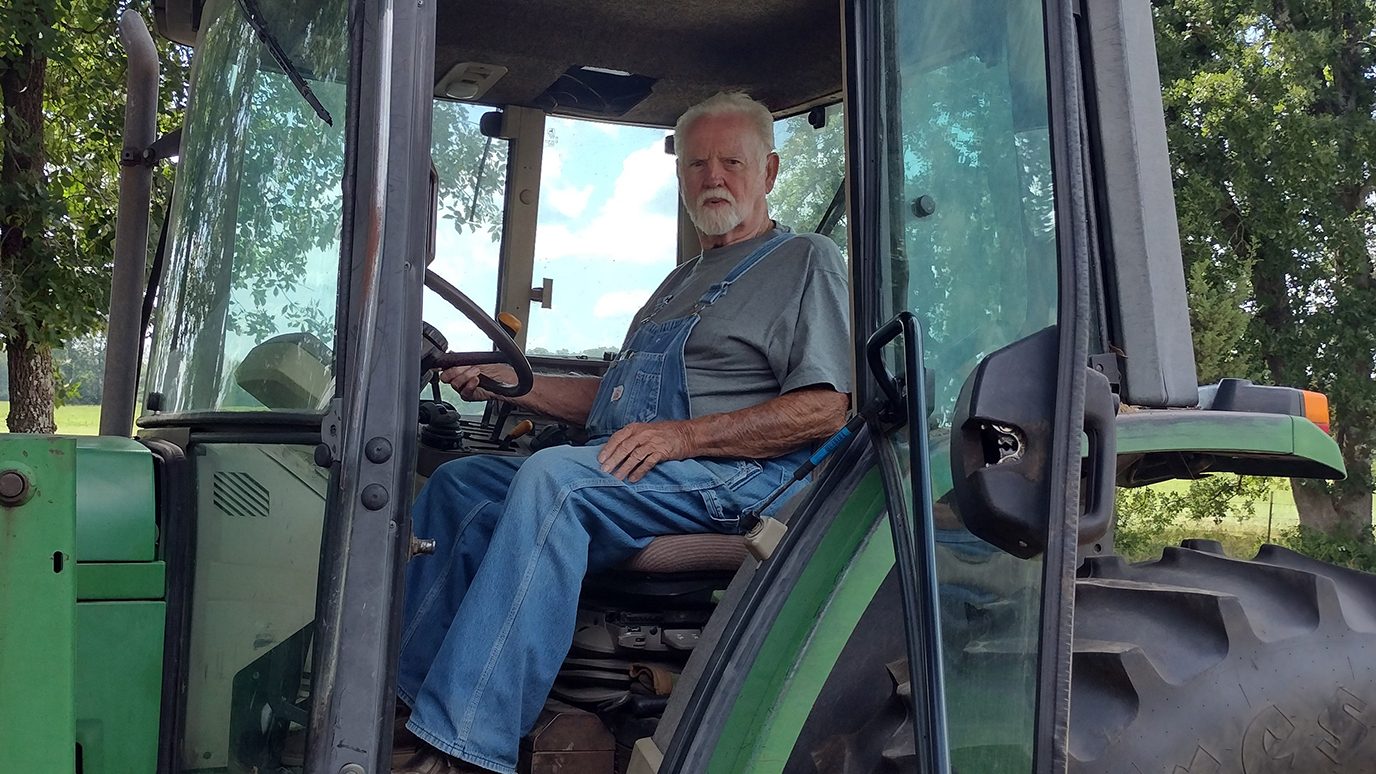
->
xmin=673 ymin=92 xmax=775 ymax=160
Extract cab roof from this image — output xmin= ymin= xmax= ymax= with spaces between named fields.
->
xmin=154 ymin=0 xmax=842 ymax=127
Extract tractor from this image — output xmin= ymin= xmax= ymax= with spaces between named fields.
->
xmin=2 ymin=0 xmax=1372 ymax=772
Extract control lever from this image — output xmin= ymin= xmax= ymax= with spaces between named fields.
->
xmin=503 ymin=419 xmax=535 ymax=444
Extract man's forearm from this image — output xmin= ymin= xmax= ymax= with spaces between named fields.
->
xmin=682 ymin=387 xmax=849 ymax=459
xmin=505 ymin=373 xmax=602 ymax=424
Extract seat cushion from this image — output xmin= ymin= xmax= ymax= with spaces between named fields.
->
xmin=621 ymin=533 xmax=749 ymax=574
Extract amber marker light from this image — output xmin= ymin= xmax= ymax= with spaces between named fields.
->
xmin=1301 ymin=390 xmax=1331 ymax=433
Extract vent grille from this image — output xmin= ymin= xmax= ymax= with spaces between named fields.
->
xmin=212 ymin=471 xmax=270 ymax=520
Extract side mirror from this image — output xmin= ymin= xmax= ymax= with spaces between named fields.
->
xmin=950 ymin=327 xmax=1059 ymax=558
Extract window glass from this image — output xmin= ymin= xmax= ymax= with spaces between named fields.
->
xmin=424 ymin=100 xmax=508 ymax=354
xmin=772 ymin=103 xmax=848 ymax=257
xmin=144 ymin=0 xmax=349 ymax=413
xmin=877 ymin=0 xmax=1059 ymax=768
xmin=182 ymin=442 xmax=327 ymax=769
xmin=526 ymin=117 xmax=679 ymax=358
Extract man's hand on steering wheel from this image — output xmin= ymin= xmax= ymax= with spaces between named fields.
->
xmin=598 ymin=421 xmax=696 ymax=482
xmin=442 ymin=364 xmax=520 ymax=403
xmin=424 ymin=269 xmax=534 ymax=399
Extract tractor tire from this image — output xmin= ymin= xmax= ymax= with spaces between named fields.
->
xmin=1070 ymin=541 xmax=1376 ymax=774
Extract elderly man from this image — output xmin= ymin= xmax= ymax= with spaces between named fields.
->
xmin=395 ymin=92 xmax=851 ymax=774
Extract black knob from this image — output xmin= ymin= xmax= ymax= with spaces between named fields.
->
xmin=365 ymin=437 xmax=393 ymax=464
xmin=361 ymin=483 xmax=390 ymax=511
xmin=0 ymin=469 xmax=31 ymax=507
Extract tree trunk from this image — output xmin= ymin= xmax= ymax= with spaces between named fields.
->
xmin=5 ymin=332 xmax=56 ymax=434
xmin=1 ymin=37 xmax=53 ymax=431
xmin=1291 ymin=478 xmax=1373 ymax=539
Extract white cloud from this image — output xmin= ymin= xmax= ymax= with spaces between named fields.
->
xmin=609 ymin=142 xmax=677 ymax=212
xmin=547 ymin=184 xmax=593 ymax=218
xmin=533 ymin=139 xmax=678 ymax=267
xmin=594 ymin=289 xmax=652 ymax=319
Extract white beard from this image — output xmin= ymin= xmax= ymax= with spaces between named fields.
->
xmin=687 ymin=188 xmax=745 ymax=236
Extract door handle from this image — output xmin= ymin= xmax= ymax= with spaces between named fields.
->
xmin=863 ymin=310 xmax=950 ymax=774
xmin=1078 ymin=367 xmax=1117 ymax=546
xmin=865 ymin=315 xmax=907 ymax=424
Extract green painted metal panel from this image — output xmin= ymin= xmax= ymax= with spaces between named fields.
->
xmin=707 ymin=470 xmax=889 ymax=774
xmin=734 ymin=517 xmax=895 ymax=772
xmin=74 ymin=435 xmax=157 ymax=562
xmin=75 ymin=601 xmax=166 ymax=774
xmin=1117 ymin=410 xmax=1346 ymax=479
xmin=1289 ymin=415 xmax=1347 ymax=477
xmin=77 ymin=561 xmax=166 ymax=601
xmin=0 ymin=435 xmax=78 ymax=774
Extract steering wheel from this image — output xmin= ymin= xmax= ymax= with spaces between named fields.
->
xmin=422 ymin=269 xmax=534 ymax=399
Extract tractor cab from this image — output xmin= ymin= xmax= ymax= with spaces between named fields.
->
xmin=135 ymin=1 xmax=1077 ymax=770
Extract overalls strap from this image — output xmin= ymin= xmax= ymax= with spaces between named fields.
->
xmin=697 ymin=232 xmax=795 ymax=307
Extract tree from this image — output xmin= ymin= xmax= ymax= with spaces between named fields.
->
xmin=0 ymin=0 xmax=186 ymax=431
xmin=771 ymin=105 xmax=847 ymax=243
xmin=1154 ymin=0 xmax=1376 ymax=537
xmin=53 ymin=332 xmax=107 ymax=404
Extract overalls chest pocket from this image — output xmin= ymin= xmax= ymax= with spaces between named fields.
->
xmin=593 ymin=350 xmax=666 ymax=433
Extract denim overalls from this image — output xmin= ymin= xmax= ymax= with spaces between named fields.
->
xmin=397 ymin=233 xmax=810 ymax=773
xmin=585 ymin=231 xmax=798 ymax=438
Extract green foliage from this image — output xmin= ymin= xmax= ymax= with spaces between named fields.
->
xmin=140 ymin=2 xmax=507 ymax=413
xmin=1 ymin=0 xmax=188 ymax=425
xmin=1278 ymin=524 xmax=1376 ymax=573
xmin=1115 ymin=475 xmax=1280 ymax=556
xmin=1154 ymin=0 xmax=1376 ymax=530
xmin=1113 ymin=487 xmax=1184 ymax=557
xmin=2 ymin=0 xmax=187 ymax=346
xmin=52 ymin=332 xmax=105 ymax=404
xmin=771 ymin=105 xmax=846 ymax=241
xmin=433 ymin=100 xmax=508 ymax=240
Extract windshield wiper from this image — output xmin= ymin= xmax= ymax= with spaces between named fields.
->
xmin=235 ymin=0 xmax=334 ymax=126
xmin=814 ymin=175 xmax=846 ymax=237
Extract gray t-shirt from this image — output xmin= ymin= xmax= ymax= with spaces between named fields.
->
xmin=623 ymin=226 xmax=852 ymax=418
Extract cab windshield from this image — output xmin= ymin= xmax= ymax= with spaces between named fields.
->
xmin=144 ymin=0 xmax=848 ymax=418
xmin=144 ymin=0 xmax=350 ymax=414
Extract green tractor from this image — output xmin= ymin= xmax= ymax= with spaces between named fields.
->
xmin=2 ymin=0 xmax=1372 ymax=772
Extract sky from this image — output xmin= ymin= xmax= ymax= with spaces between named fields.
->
xmin=424 ymin=110 xmax=680 ymax=357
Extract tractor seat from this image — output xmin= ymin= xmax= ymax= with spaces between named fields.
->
xmin=620 ymin=533 xmax=749 ymax=574
xmin=580 ymin=533 xmax=749 ymax=608
xmin=573 ymin=534 xmax=750 ymax=657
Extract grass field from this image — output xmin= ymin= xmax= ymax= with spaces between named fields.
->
xmin=0 ymin=401 xmax=102 ymax=435
xmin=1152 ymin=476 xmax=1303 ymax=533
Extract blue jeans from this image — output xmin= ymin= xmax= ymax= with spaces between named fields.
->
xmin=396 ymin=442 xmax=801 ymax=773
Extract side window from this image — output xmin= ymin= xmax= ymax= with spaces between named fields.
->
xmin=772 ymin=103 xmax=848 ymax=259
xmin=424 ymin=100 xmax=508 ymax=353
xmin=877 ymin=0 xmax=1060 ymax=767
xmin=527 ymin=117 xmax=679 ymax=358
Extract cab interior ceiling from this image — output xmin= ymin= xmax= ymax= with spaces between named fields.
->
xmin=157 ymin=0 xmax=844 ymax=127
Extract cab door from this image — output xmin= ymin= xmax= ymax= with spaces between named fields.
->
xmin=654 ymin=0 xmax=1096 ymax=771
xmin=852 ymin=0 xmax=1092 ymax=770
